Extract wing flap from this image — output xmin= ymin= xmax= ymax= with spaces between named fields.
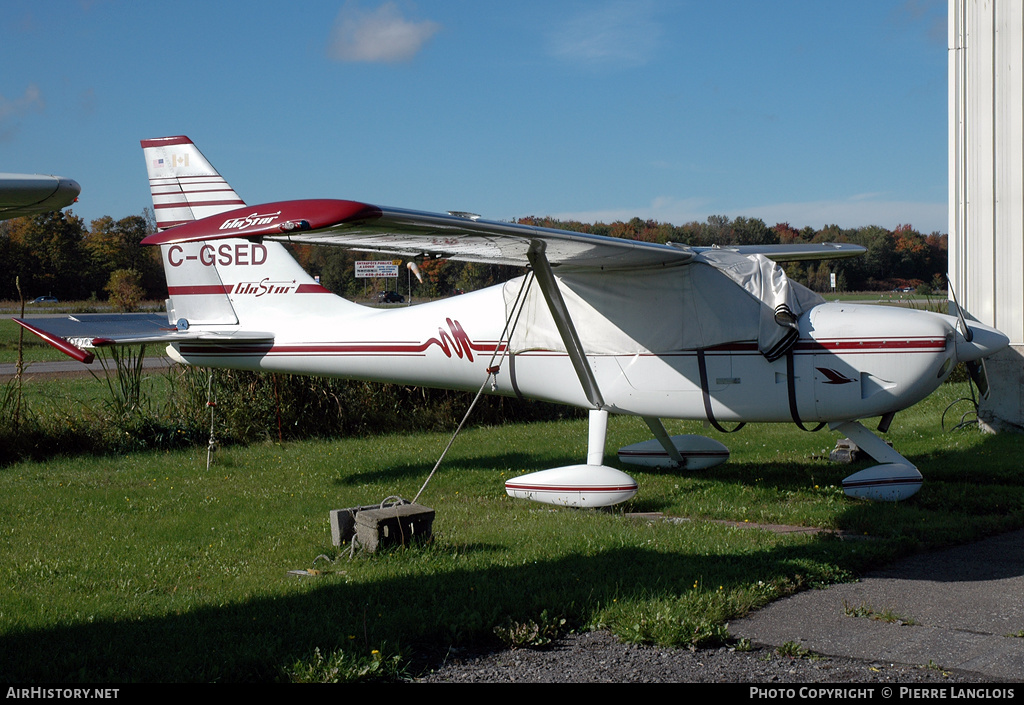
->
xmin=15 ymin=314 xmax=274 ymax=364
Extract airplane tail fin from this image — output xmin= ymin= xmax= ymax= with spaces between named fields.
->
xmin=141 ymin=136 xmax=246 ymax=230
xmin=140 ymin=136 xmax=351 ymax=330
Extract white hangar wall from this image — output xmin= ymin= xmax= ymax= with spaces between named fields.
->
xmin=949 ymin=0 xmax=1024 ymax=431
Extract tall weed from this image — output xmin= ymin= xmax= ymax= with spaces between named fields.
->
xmin=163 ymin=365 xmax=578 ymax=446
xmin=2 ymin=357 xmax=578 ymax=464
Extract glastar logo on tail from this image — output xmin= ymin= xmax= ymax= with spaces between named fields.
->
xmin=232 ymin=278 xmax=300 ymax=296
xmin=220 ymin=210 xmax=283 ymax=231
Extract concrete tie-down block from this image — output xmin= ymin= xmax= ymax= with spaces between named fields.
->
xmin=330 ymin=503 xmax=435 ymax=552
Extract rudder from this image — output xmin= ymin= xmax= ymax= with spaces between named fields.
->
xmin=141 ymin=136 xmax=245 ymax=230
xmin=141 ymin=135 xmax=347 ymax=330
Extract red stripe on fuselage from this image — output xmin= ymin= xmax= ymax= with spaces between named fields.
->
xmin=173 ymin=336 xmax=942 ymax=360
xmin=177 ymin=339 xmax=506 ymax=358
xmin=796 ymin=338 xmax=947 ymax=353
xmin=690 ymin=338 xmax=947 ymax=355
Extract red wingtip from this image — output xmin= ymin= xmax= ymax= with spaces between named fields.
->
xmin=141 ymin=199 xmax=381 ymax=246
xmin=13 ymin=319 xmax=94 ymax=364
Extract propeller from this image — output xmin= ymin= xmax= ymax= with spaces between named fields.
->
xmin=946 ymin=274 xmax=973 ymax=343
xmin=966 ymin=359 xmax=990 ymax=399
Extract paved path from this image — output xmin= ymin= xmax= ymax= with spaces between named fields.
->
xmin=0 ymin=356 xmax=173 ymax=379
xmin=729 ymin=528 xmax=1024 ymax=681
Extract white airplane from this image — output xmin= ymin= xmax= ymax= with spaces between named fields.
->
xmin=0 ymin=173 xmax=80 ymax=220
xmin=15 ymin=136 xmax=1009 ymax=506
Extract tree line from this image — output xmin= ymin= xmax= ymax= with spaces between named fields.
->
xmin=1 ymin=209 xmax=947 ymax=306
xmin=300 ymin=215 xmax=948 ymax=298
xmin=1 ymin=210 xmax=165 ymax=307
xmin=513 ymin=215 xmax=948 ymax=293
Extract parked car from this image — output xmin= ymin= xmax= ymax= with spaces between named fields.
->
xmin=377 ymin=291 xmax=405 ymax=303
xmin=29 ymin=296 xmax=58 ymax=304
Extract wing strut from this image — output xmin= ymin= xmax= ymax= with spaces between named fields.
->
xmin=500 ymin=242 xmax=639 ymax=507
xmin=643 ymin=417 xmax=687 ymax=467
xmin=829 ymin=420 xmax=923 ymax=501
xmin=526 ymin=240 xmax=606 ymax=411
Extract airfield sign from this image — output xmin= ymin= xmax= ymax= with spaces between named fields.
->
xmin=355 ymin=261 xmax=400 ymax=278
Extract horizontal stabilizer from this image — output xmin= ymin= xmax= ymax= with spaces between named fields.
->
xmin=15 ymin=314 xmax=274 ymax=364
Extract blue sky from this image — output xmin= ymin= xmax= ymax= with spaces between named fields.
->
xmin=1 ymin=0 xmax=949 ymax=233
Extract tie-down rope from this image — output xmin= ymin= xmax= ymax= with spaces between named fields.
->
xmin=411 ymin=272 xmax=535 ymax=505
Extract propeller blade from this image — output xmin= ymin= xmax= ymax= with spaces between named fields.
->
xmin=967 ymin=359 xmax=990 ymax=399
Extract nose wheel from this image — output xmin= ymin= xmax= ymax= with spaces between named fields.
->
xmin=831 ymin=420 xmax=922 ymax=501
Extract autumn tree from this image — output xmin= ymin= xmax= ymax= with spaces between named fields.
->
xmin=3 ymin=210 xmax=90 ymax=300
xmin=105 ymin=268 xmax=145 ymax=311
xmin=772 ymin=222 xmax=803 ymax=244
xmin=731 ymin=216 xmax=776 ymax=245
xmin=85 ymin=213 xmax=164 ymax=299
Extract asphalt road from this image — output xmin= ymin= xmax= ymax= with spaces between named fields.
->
xmin=420 ymin=527 xmax=1024 ymax=683
xmin=729 ymin=528 xmax=1024 ymax=681
xmin=0 ymin=356 xmax=174 ymax=379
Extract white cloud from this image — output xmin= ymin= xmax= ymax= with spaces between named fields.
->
xmin=547 ymin=0 xmax=662 ymax=68
xmin=0 ymin=84 xmax=44 ymax=120
xmin=327 ymin=1 xmax=440 ymax=64
xmin=0 ymin=84 xmax=45 ymax=142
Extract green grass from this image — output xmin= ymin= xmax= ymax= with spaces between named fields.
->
xmin=0 ymin=319 xmax=70 ymax=365
xmin=1 ymin=375 xmax=1022 ymax=682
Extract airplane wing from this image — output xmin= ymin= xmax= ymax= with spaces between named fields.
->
xmin=692 ymin=243 xmax=866 ymax=262
xmin=13 ymin=314 xmax=274 ymax=364
xmin=0 ymin=173 xmax=81 ymax=220
xmin=140 ymin=199 xmax=697 ymax=268
xmin=141 ymin=199 xmax=865 ymax=268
